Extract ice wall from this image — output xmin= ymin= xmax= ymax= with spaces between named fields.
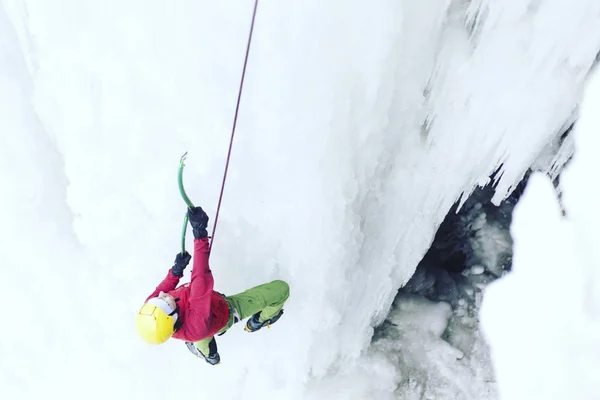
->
xmin=2 ymin=1 xmax=600 ymax=399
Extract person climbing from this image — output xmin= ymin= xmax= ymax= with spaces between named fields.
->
xmin=135 ymin=206 xmax=290 ymax=365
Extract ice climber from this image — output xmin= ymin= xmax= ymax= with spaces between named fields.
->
xmin=135 ymin=206 xmax=290 ymax=365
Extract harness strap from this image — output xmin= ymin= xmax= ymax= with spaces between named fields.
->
xmin=215 ymin=293 xmax=240 ymax=336
xmin=173 ymin=300 xmax=183 ymax=331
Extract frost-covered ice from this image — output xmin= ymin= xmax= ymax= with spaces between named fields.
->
xmin=2 ymin=1 xmax=600 ymax=399
xmin=387 ymin=176 xmax=523 ymax=399
xmin=371 ymin=295 xmax=494 ymax=400
xmin=480 ymin=68 xmax=600 ymax=400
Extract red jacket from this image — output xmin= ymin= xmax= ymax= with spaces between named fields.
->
xmin=145 ymin=238 xmax=230 ymax=342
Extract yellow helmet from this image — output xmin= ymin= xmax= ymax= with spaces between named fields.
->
xmin=135 ymin=298 xmax=177 ymax=345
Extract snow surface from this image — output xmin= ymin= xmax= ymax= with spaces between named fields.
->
xmin=480 ymin=67 xmax=600 ymax=400
xmin=1 ymin=1 xmax=600 ymax=399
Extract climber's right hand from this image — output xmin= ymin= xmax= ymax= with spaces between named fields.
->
xmin=188 ymin=206 xmax=209 ymax=239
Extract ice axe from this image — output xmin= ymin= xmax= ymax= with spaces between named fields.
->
xmin=178 ymin=152 xmax=195 ymax=254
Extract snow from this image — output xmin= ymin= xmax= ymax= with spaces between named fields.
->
xmin=470 ymin=265 xmax=486 ymax=275
xmin=480 ymin=67 xmax=600 ymax=400
xmin=1 ymin=1 xmax=600 ymax=399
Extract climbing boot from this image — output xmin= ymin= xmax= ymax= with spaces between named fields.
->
xmin=185 ymin=341 xmax=220 ymax=365
xmin=244 ymin=309 xmax=284 ymax=332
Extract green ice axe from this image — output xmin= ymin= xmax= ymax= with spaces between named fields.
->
xmin=178 ymin=152 xmax=195 ymax=254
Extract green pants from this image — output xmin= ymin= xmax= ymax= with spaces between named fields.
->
xmin=194 ymin=280 xmax=290 ymax=356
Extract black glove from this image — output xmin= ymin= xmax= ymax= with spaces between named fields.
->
xmin=171 ymin=251 xmax=191 ymax=277
xmin=188 ymin=206 xmax=209 ymax=239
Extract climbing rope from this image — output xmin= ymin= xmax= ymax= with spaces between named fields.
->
xmin=178 ymin=0 xmax=259 ymax=255
xmin=212 ymin=0 xmax=259 ymax=247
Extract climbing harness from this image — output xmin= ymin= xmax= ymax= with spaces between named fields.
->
xmin=178 ymin=0 xmax=259 ymax=256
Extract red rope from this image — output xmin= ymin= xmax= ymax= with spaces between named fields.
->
xmin=210 ymin=0 xmax=259 ymax=250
